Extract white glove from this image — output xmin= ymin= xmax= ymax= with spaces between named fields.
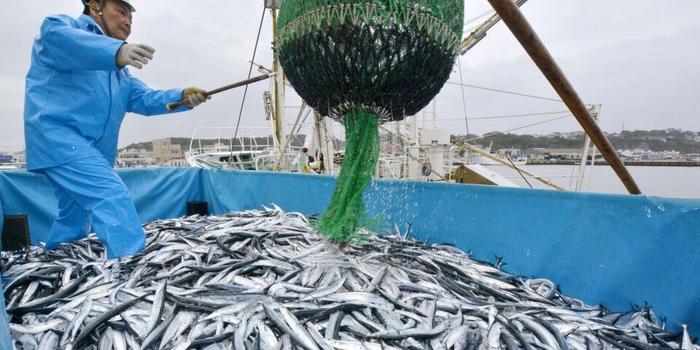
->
xmin=117 ymin=43 xmax=155 ymax=69
xmin=182 ymin=87 xmax=209 ymax=108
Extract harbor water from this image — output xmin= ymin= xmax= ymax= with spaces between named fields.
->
xmin=490 ymin=165 xmax=700 ymax=199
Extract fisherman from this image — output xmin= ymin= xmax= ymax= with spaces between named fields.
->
xmin=24 ymin=0 xmax=208 ymax=259
xmin=293 ymin=147 xmax=310 ymax=173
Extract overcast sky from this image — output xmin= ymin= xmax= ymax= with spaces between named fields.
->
xmin=1 ymin=0 xmax=699 ymax=152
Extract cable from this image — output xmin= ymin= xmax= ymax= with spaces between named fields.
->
xmin=445 ymin=81 xmax=563 ymax=103
xmin=405 ymin=151 xmax=446 ymax=180
xmin=230 ymin=5 xmax=266 ymax=159
xmin=463 ymin=8 xmax=495 ymax=27
xmin=494 ymin=114 xmax=571 ymax=132
xmin=463 ymin=115 xmax=571 ymax=143
xmin=506 ymin=154 xmax=533 ymax=188
xmin=457 ymin=57 xmax=470 ymax=136
xmin=435 ymin=110 xmax=570 ymax=122
xmin=498 ymin=115 xmax=571 ymax=132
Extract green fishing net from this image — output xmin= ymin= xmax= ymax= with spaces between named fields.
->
xmin=277 ymin=0 xmax=463 ymax=241
xmin=314 ymin=110 xmax=379 ymax=242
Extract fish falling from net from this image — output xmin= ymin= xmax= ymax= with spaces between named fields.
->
xmin=277 ymin=0 xmax=465 ymax=241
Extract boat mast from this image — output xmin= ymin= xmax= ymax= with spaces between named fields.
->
xmin=576 ymin=105 xmax=601 ymax=191
xmin=459 ymin=0 xmax=528 ymax=55
xmin=267 ymin=0 xmax=287 ymax=170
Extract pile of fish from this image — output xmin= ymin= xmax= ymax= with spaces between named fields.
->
xmin=2 ymin=208 xmax=697 ymax=349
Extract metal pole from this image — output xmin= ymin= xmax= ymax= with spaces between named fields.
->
xmin=275 ymin=102 xmax=307 ymax=168
xmin=271 ymin=8 xmax=286 ymax=170
xmin=313 ymin=112 xmax=326 ymax=173
xmin=486 ymin=0 xmax=641 ymax=194
xmin=459 ymin=0 xmax=528 ymax=55
xmin=576 ymin=105 xmax=600 ymax=191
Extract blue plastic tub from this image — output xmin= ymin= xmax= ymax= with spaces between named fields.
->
xmin=0 ymin=168 xmax=698 ymax=344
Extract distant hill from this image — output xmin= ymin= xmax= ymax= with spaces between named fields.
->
xmin=452 ymin=129 xmax=700 ymax=154
xmin=120 ymin=129 xmax=700 ymax=154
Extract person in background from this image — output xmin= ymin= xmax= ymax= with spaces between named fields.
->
xmin=23 ymin=0 xmax=208 ymax=258
xmin=308 ymin=151 xmax=322 ymax=173
xmin=293 ymin=147 xmax=310 ymax=173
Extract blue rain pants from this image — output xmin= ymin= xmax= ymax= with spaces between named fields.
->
xmin=40 ymin=152 xmax=144 ymax=259
xmin=23 ymin=14 xmax=191 ymax=258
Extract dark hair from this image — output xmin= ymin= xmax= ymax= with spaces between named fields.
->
xmin=81 ymin=0 xmax=90 ymax=14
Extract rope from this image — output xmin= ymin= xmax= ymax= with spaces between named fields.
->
xmin=431 ymin=110 xmax=571 ymax=122
xmin=405 ymin=149 xmax=446 ymax=179
xmin=463 ymin=115 xmax=571 ymax=143
xmin=445 ymin=81 xmax=564 ymax=103
xmin=506 ymin=154 xmax=533 ymax=188
xmin=463 ymin=8 xmax=495 ymax=27
xmin=457 ymin=57 xmax=470 ymax=136
xmin=230 ymin=5 xmax=267 ymax=158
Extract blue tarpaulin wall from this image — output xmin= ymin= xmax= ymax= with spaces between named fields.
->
xmin=0 ymin=197 xmax=9 ymax=350
xmin=1 ymin=168 xmax=699 ymax=343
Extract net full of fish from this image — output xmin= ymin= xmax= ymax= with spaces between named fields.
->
xmin=2 ymin=207 xmax=697 ymax=350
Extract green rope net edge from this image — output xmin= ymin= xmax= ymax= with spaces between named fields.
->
xmin=278 ymin=2 xmax=463 ymax=56
xmin=278 ymin=0 xmax=464 ymax=38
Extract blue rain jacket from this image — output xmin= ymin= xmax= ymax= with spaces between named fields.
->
xmin=0 ymin=199 xmax=3 ymax=250
xmin=24 ymin=14 xmax=188 ymax=170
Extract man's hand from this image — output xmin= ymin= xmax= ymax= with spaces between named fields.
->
xmin=182 ymin=87 xmax=209 ymax=108
xmin=117 ymin=43 xmax=155 ymax=69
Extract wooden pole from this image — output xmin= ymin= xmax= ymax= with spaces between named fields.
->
xmin=166 ymin=74 xmax=272 ymax=111
xmin=486 ymin=0 xmax=641 ymax=194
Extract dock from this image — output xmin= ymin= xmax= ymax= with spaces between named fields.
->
xmin=526 ymin=159 xmax=700 ymax=166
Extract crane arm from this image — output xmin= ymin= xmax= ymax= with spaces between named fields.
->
xmin=459 ymin=0 xmax=528 ymax=55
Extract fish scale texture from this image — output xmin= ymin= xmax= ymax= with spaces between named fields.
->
xmin=2 ymin=209 xmax=695 ymax=349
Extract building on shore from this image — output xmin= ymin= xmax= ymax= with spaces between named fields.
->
xmin=494 ymin=148 xmax=524 ymax=157
xmin=117 ymin=148 xmax=153 ymax=167
xmin=116 ymin=139 xmax=187 ymax=167
xmin=153 ymin=138 xmax=183 ymax=165
xmin=618 ymin=149 xmax=681 ymax=161
xmin=0 ymin=153 xmax=12 ymax=164
xmin=0 ymin=151 xmax=26 ymax=169
xmin=685 ymin=153 xmax=700 ymax=161
xmin=527 ymin=148 xmax=589 ymax=161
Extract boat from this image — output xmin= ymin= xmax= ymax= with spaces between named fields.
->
xmin=475 ymin=153 xmax=528 ymax=166
xmin=1 ymin=1 xmax=698 ymax=346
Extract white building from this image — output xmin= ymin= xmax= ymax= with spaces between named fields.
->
xmin=117 ymin=148 xmax=153 ymax=167
xmin=153 ymin=139 xmax=183 ymax=165
xmin=618 ymin=149 xmax=681 ymax=161
xmin=527 ymin=148 xmax=583 ymax=161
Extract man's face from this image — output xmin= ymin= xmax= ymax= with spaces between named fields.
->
xmin=89 ymin=0 xmax=133 ymax=40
